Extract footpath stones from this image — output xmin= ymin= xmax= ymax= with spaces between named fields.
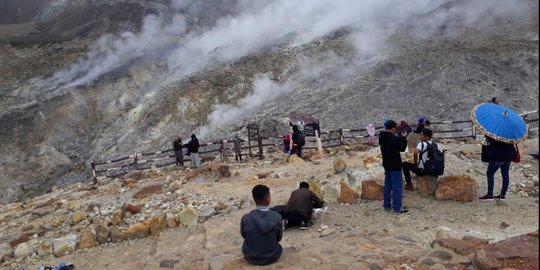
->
xmin=112 ymin=208 xmax=123 ymax=226
xmin=36 ymin=241 xmax=53 ymax=256
xmin=52 ymin=234 xmax=78 ymax=257
xmin=360 ymin=180 xmax=384 ymax=200
xmin=123 ymin=203 xmax=141 ymax=215
xmin=417 ymin=176 xmax=438 ymax=196
xmin=0 ymin=243 xmax=13 ymax=261
xmin=126 ymin=216 xmax=166 ymax=240
xmin=110 ymin=227 xmax=127 ymax=243
xmin=472 ymin=231 xmax=539 ymax=270
xmin=71 ymin=211 xmax=85 ymax=224
xmin=178 ymin=206 xmax=198 ymax=226
xmin=133 ymin=184 xmax=163 ymax=199
xmin=14 ymin=242 xmax=33 ymax=258
xmin=95 ymin=224 xmax=110 ymax=244
xmin=78 ymin=228 xmax=97 ymax=249
xmin=168 ymin=181 xmax=182 ymax=192
xmin=333 ymin=158 xmax=347 ymax=173
xmin=198 ymin=205 xmax=215 ymax=222
xmin=339 ymin=181 xmax=359 ymax=204
xmin=435 ymin=175 xmax=477 ymax=202
xmin=434 ymin=236 xmax=489 ymax=255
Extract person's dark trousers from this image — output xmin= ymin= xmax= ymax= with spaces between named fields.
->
xmin=402 ymin=162 xmax=425 ymax=184
xmin=290 ymin=146 xmax=303 ymax=158
xmin=486 ymin=160 xmax=511 ymax=196
xmin=174 ymin=150 xmax=183 ymax=166
xmin=284 ymin=211 xmax=308 ymax=227
xmin=383 ymin=170 xmax=403 ymax=212
xmin=236 ymin=154 xmax=243 ymax=161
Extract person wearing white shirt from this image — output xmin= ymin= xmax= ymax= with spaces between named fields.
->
xmin=402 ymin=129 xmax=439 ymax=190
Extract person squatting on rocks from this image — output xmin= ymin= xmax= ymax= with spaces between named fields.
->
xmin=285 ymin=181 xmax=325 ymax=229
xmin=379 ymin=120 xmax=409 ymax=214
xmin=479 ymin=135 xmax=517 ymax=201
xmin=233 ymin=134 xmax=243 ymax=161
xmin=289 ymin=125 xmax=305 ymax=159
xmin=173 ymin=136 xmax=184 ymax=166
xmin=240 ymin=184 xmax=283 ymax=266
xmin=184 ymin=134 xmax=200 ymax=168
xmin=402 ymin=129 xmax=440 ymax=191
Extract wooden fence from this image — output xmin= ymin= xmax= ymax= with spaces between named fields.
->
xmin=91 ymin=111 xmax=538 ymax=181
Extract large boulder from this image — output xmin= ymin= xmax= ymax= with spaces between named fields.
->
xmin=0 ymin=243 xmax=14 ymax=261
xmin=472 ymin=231 xmax=539 ymax=270
xmin=321 ymin=185 xmax=338 ymax=204
xmin=51 ymin=234 xmax=78 ymax=257
xmin=333 ymin=158 xmax=347 ymax=174
xmin=360 ymin=180 xmax=384 ymax=200
xmin=339 ymin=181 xmax=359 ymax=204
xmin=435 ymin=176 xmax=477 ymax=202
xmin=14 ymin=242 xmax=33 ymax=258
xmin=308 ymin=178 xmax=322 ymax=199
xmin=178 ymin=206 xmax=199 ymax=226
xmin=95 ymin=224 xmax=110 ymax=244
xmin=78 ymin=228 xmax=97 ymax=249
xmin=417 ymin=175 xmax=439 ymax=196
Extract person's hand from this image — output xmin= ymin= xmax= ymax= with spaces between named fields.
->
xmin=401 ymin=130 xmax=408 ymax=138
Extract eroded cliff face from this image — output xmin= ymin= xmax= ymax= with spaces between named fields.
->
xmin=0 ymin=1 xmax=538 ymax=203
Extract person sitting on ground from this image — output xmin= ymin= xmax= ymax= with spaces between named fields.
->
xmin=402 ymin=129 xmax=439 ymax=191
xmin=240 ymin=184 xmax=283 ymax=266
xmin=413 ymin=118 xmax=425 ymax=134
xmin=285 ymin=181 xmax=324 ymax=229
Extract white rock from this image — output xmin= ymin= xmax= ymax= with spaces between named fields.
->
xmin=52 ymin=234 xmax=78 ymax=256
xmin=14 ymin=243 xmax=33 ymax=258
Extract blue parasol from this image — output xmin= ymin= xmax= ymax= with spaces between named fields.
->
xmin=471 ymin=103 xmax=528 ymax=143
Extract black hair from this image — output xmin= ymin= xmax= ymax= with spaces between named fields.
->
xmin=191 ymin=134 xmax=197 ymax=139
xmin=292 ymin=125 xmax=300 ymax=133
xmin=492 ymin=97 xmax=498 ymax=103
xmin=385 ymin=120 xmax=397 ymax=130
xmin=424 ymin=120 xmax=431 ymax=126
xmin=252 ymin=184 xmax=270 ymax=204
xmin=421 ymin=128 xmax=433 ymax=139
xmin=299 ymin=181 xmax=310 ymax=189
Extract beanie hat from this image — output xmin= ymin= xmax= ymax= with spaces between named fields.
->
xmin=418 ymin=117 xmax=425 ymax=124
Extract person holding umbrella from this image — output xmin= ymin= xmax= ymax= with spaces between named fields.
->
xmin=471 ymin=103 xmax=527 ymax=201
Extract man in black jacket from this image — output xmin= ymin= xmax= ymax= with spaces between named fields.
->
xmin=285 ymin=182 xmax=324 ymax=228
xmin=184 ymin=134 xmax=200 ymax=168
xmin=379 ymin=120 xmax=409 ymax=214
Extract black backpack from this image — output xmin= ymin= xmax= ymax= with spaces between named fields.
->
xmin=296 ymin=133 xmax=306 ymax=146
xmin=420 ymin=142 xmax=445 ymax=176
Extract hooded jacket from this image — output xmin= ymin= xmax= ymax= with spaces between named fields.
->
xmin=240 ymin=207 xmax=283 ymax=265
xmin=185 ymin=135 xmax=200 ymax=153
xmin=379 ymin=130 xmax=407 ymax=171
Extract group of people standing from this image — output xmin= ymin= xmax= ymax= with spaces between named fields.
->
xmin=173 ymin=134 xmax=201 ymax=168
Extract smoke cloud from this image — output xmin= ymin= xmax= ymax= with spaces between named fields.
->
xmin=43 ymin=0 xmax=537 ymax=135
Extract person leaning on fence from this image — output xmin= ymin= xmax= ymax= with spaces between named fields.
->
xmin=402 ymin=129 xmax=439 ymax=191
xmin=233 ymin=134 xmax=243 ymax=162
xmin=240 ymin=184 xmax=283 ymax=266
xmin=184 ymin=134 xmax=200 ymax=168
xmin=173 ymin=136 xmax=184 ymax=166
xmin=379 ymin=120 xmax=409 ymax=214
xmin=479 ymin=135 xmax=516 ymax=201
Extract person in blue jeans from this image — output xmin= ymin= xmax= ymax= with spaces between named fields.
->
xmin=379 ymin=120 xmax=409 ymax=214
xmin=479 ymin=136 xmax=516 ymax=201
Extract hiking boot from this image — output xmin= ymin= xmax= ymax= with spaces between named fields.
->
xmin=404 ymin=183 xmax=414 ymax=191
xmin=494 ymin=194 xmax=506 ymax=201
xmin=394 ymin=208 xmax=410 ymax=215
xmin=300 ymin=221 xmax=313 ymax=230
xmin=479 ymin=194 xmax=494 ymax=201
xmin=384 ymin=207 xmax=392 ymax=212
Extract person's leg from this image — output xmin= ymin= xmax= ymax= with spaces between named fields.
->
xmin=239 ymin=153 xmax=243 ymax=161
xmin=391 ymin=171 xmax=403 ymax=212
xmin=235 ymin=154 xmax=238 ymax=161
xmin=174 ymin=150 xmax=180 ymax=165
xmin=195 ymin=153 xmax=200 ymax=167
xmin=296 ymin=146 xmax=302 ymax=158
xmin=485 ymin=161 xmax=500 ymax=196
xmin=383 ymin=171 xmax=392 ymax=210
xmin=190 ymin=154 xmax=196 ymax=168
xmin=499 ymin=161 xmax=511 ymax=196
xmin=402 ymin=162 xmax=414 ymax=184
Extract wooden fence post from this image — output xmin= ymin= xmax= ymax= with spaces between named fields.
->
xmin=247 ymin=128 xmax=252 ymax=157
xmin=257 ymin=136 xmax=264 ymax=159
xmin=339 ymin=129 xmax=344 ymax=145
xmin=91 ymin=161 xmax=97 ymax=185
xmin=471 ymin=123 xmax=476 ymax=139
xmin=315 ymin=129 xmax=323 ymax=155
xmin=220 ymin=140 xmax=224 ymax=162
xmin=134 ymin=153 xmax=138 ymax=169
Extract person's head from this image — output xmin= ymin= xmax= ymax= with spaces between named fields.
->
xmin=418 ymin=117 xmax=425 ymax=124
xmin=385 ymin=120 xmax=397 ymax=133
xmin=425 ymin=120 xmax=431 ymax=126
xmin=492 ymin=97 xmax=499 ymax=104
xmin=252 ymin=184 xmax=271 ymax=206
xmin=176 ymin=135 xmax=181 ymax=140
xmin=292 ymin=125 xmax=300 ymax=133
xmin=420 ymin=128 xmax=433 ymax=141
xmin=399 ymin=120 xmax=408 ymax=127
xmin=191 ymin=134 xmax=197 ymax=140
xmin=299 ymin=181 xmax=310 ymax=189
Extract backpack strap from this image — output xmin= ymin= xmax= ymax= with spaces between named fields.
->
xmin=418 ymin=142 xmax=430 ymax=165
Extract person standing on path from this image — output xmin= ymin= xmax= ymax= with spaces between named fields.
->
xmin=233 ymin=134 xmax=243 ymax=162
xmin=479 ymin=135 xmax=516 ymax=201
xmin=379 ymin=120 xmax=409 ymax=214
xmin=184 ymin=134 xmax=200 ymax=168
xmin=289 ymin=125 xmax=305 ymax=159
xmin=173 ymin=136 xmax=184 ymax=166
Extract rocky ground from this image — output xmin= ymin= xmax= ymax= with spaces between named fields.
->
xmin=1 ymin=138 xmax=538 ymax=269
